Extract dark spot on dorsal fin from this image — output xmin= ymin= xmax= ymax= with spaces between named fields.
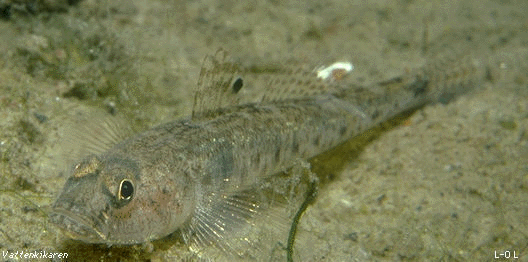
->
xmin=232 ymin=77 xmax=243 ymax=94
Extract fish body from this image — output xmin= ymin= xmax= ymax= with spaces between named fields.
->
xmin=50 ymin=89 xmax=374 ymax=245
xmin=50 ymin=37 xmax=527 ymax=249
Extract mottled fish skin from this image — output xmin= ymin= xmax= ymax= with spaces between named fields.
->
xmin=50 ymin=33 xmax=528 ymax=248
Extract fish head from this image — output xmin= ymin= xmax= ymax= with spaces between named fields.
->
xmin=50 ymin=154 xmax=194 ymax=245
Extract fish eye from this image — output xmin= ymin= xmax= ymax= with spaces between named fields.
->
xmin=118 ymin=179 xmax=134 ymax=200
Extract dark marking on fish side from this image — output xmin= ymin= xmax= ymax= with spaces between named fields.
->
xmin=339 ymin=126 xmax=348 ymax=136
xmin=313 ymin=135 xmax=321 ymax=147
xmin=371 ymin=109 xmax=380 ymax=120
xmin=274 ymin=147 xmax=281 ymax=163
xmin=292 ymin=134 xmax=300 ymax=153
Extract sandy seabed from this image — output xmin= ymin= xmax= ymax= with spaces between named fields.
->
xmin=0 ymin=0 xmax=527 ymax=261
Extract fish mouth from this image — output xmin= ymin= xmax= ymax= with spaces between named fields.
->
xmin=49 ymin=208 xmax=108 ymax=244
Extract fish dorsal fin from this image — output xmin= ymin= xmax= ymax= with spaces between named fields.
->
xmin=242 ymin=59 xmax=352 ymax=103
xmin=191 ymin=49 xmax=355 ymax=121
xmin=191 ymin=49 xmax=243 ymax=121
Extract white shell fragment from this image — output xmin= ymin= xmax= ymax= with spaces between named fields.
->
xmin=316 ymin=62 xmax=354 ymax=80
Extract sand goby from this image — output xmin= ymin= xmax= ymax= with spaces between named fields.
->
xmin=50 ymin=41 xmax=528 ymax=251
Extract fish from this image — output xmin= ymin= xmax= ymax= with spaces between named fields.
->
xmin=49 ymin=29 xmax=528 ymax=258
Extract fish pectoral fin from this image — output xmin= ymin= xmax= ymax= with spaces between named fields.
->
xmin=183 ymin=191 xmax=260 ymax=255
xmin=181 ymin=161 xmax=319 ymax=260
xmin=58 ymin=108 xmax=137 ymax=165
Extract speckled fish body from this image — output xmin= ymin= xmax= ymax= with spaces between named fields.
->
xmin=50 ymin=42 xmax=527 ymax=248
xmin=49 ymin=91 xmax=378 ymax=245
